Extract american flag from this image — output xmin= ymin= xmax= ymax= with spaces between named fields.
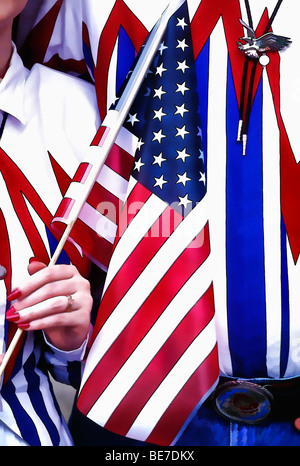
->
xmin=77 ymin=1 xmax=219 ymax=446
xmin=50 ymin=0 xmax=178 ymax=272
xmin=51 ymin=120 xmax=137 ymax=271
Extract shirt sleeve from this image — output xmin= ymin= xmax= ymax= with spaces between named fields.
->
xmin=42 ymin=325 xmax=92 ymax=388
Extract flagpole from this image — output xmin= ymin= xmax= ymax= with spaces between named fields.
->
xmin=0 ymin=0 xmax=185 ymax=379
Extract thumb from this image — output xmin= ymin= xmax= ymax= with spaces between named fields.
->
xmin=28 ymin=258 xmax=47 ymax=276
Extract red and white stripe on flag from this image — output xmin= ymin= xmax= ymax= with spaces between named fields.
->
xmin=51 ymin=113 xmax=138 ymax=270
xmin=77 ymin=178 xmax=219 ymax=445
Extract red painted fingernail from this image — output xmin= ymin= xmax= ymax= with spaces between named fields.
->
xmin=18 ymin=323 xmax=30 ymax=330
xmin=7 ymin=289 xmax=22 ymax=301
xmin=6 ymin=307 xmax=20 ymax=322
xmin=29 ymin=257 xmax=39 ymax=264
xmin=6 ymin=306 xmax=16 ymax=316
xmin=6 ymin=313 xmax=20 ymax=322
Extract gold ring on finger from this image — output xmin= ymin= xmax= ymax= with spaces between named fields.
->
xmin=66 ymin=294 xmax=74 ymax=312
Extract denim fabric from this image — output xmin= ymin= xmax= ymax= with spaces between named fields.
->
xmin=176 ymin=403 xmax=300 ymax=446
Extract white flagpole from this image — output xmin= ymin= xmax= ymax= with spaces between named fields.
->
xmin=0 ymin=0 xmax=185 ymax=378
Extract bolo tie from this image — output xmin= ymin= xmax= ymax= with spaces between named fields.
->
xmin=236 ymin=0 xmax=291 ymax=155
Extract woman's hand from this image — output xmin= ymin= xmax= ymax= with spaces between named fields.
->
xmin=6 ymin=260 xmax=93 ymax=352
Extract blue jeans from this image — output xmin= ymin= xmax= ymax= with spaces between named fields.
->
xmin=176 ymin=403 xmax=300 ymax=446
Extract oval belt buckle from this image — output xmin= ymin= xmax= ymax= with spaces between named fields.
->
xmin=213 ymin=380 xmax=273 ymax=424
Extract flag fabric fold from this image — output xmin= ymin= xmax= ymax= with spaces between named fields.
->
xmin=51 ymin=120 xmax=137 ymax=270
xmin=77 ymin=1 xmax=219 ymax=446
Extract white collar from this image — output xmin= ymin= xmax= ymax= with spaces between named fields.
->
xmin=0 ymin=43 xmax=28 ymax=125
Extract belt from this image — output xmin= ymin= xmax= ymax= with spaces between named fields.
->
xmin=210 ymin=376 xmax=300 ymax=427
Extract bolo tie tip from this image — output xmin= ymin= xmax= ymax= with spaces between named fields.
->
xmin=237 ymin=120 xmax=243 ymax=142
xmin=242 ymin=134 xmax=247 ymax=156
